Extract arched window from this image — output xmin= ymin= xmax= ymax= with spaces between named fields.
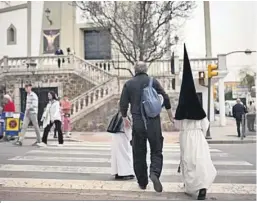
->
xmin=7 ymin=24 xmax=17 ymax=45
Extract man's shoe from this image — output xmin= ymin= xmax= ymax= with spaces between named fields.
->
xmin=37 ymin=142 xmax=47 ymax=147
xmin=32 ymin=142 xmax=39 ymax=146
xmin=150 ymin=174 xmax=163 ymax=192
xmin=197 ymin=188 xmax=207 ymax=200
xmin=14 ymin=141 xmax=22 ymax=146
xmin=139 ymin=184 xmax=147 ymax=190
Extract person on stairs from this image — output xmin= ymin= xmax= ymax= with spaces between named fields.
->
xmin=174 ymin=44 xmax=217 ymax=200
xmin=41 ymin=91 xmax=64 ymax=146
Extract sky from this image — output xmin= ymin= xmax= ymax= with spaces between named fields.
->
xmin=175 ymin=1 xmax=257 ymax=82
xmin=76 ymin=1 xmax=256 ymax=82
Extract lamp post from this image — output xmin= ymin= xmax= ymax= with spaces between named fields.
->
xmin=45 ymin=8 xmax=53 ymax=25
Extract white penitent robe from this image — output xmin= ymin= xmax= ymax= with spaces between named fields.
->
xmin=111 ymin=124 xmax=134 ymax=176
xmin=175 ymin=117 xmax=217 ymax=197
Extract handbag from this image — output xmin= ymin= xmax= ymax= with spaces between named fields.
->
xmin=107 ymin=111 xmax=123 ymax=133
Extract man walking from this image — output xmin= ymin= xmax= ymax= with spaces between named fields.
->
xmin=15 ymin=84 xmax=44 ymax=146
xmin=119 ymin=61 xmax=174 ymax=192
xmin=247 ymin=101 xmax=256 ymax=131
xmin=232 ymin=98 xmax=247 ymax=137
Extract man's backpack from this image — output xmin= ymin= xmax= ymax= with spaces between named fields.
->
xmin=141 ymin=77 xmax=162 ymax=129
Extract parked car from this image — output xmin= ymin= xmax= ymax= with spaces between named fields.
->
xmin=225 ymin=100 xmax=236 ymax=117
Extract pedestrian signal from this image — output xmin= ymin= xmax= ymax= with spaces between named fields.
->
xmin=198 ymin=71 xmax=205 ymax=86
xmin=208 ymin=64 xmax=218 ymax=78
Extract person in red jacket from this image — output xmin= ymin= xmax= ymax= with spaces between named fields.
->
xmin=3 ymin=94 xmax=15 ymax=112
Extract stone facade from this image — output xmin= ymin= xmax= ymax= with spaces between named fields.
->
xmin=3 ymin=73 xmax=94 ymax=100
xmin=72 ymin=97 xmax=119 ymax=132
xmin=0 ymin=72 xmax=94 ymax=113
xmin=72 ymin=93 xmax=180 ymax=132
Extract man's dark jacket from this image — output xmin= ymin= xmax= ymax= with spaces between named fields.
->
xmin=119 ymin=73 xmax=171 ymax=119
xmin=232 ymin=103 xmax=246 ymax=120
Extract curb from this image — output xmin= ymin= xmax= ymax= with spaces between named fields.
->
xmin=23 ymin=137 xmax=81 ymax=142
xmin=207 ymin=140 xmax=256 ymax=144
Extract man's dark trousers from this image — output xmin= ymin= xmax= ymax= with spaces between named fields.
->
xmin=132 ymin=116 xmax=163 ymax=187
xmin=236 ymin=119 xmax=241 ymax=137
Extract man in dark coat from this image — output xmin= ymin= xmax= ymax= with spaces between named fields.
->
xmin=119 ymin=61 xmax=174 ymax=192
xmin=55 ymin=46 xmax=64 ymax=68
xmin=232 ymin=99 xmax=246 ymax=137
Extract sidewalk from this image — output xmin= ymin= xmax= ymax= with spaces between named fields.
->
xmin=24 ymin=118 xmax=256 ymax=144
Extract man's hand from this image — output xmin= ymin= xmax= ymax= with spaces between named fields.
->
xmin=123 ymin=117 xmax=131 ymax=129
xmin=167 ymin=109 xmax=175 ymax=124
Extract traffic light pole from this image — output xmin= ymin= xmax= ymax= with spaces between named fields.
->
xmin=206 ymin=77 xmax=212 ymax=139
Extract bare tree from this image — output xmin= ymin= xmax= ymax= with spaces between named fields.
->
xmin=239 ymin=68 xmax=256 ymax=91
xmin=74 ymin=1 xmax=195 ymax=64
xmin=1 ymin=1 xmax=10 ymax=6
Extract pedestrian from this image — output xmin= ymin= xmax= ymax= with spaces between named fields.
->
xmin=41 ymin=91 xmax=63 ymax=146
xmin=55 ymin=46 xmax=64 ymax=68
xmin=247 ymin=101 xmax=256 ymax=132
xmin=14 ymin=84 xmax=44 ymax=147
xmin=60 ymin=95 xmax=72 ymax=138
xmin=175 ymin=45 xmax=217 ymax=200
xmin=109 ymin=100 xmax=134 ymax=180
xmin=119 ymin=61 xmax=174 ymax=192
xmin=232 ymin=98 xmax=247 ymax=137
xmin=3 ymin=94 xmax=15 ymax=112
xmin=41 ymin=92 xmax=63 ymax=146
xmin=53 ymin=93 xmax=60 ymax=138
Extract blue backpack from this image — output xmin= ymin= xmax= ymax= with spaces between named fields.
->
xmin=141 ymin=77 xmax=162 ymax=129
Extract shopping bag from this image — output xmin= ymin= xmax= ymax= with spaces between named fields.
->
xmin=107 ymin=112 xmax=123 ymax=133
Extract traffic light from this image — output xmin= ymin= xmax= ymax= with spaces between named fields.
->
xmin=198 ymin=71 xmax=205 ymax=86
xmin=208 ymin=64 xmax=218 ymax=78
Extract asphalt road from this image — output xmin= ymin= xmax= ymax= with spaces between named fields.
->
xmin=0 ymin=139 xmax=256 ymax=201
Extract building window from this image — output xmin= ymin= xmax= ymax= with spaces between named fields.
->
xmin=84 ymin=29 xmax=111 ymax=60
xmin=7 ymin=24 xmax=17 ymax=45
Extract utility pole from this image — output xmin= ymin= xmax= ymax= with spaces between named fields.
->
xmin=204 ymin=1 xmax=213 ymax=139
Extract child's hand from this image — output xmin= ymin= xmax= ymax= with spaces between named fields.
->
xmin=123 ymin=117 xmax=131 ymax=129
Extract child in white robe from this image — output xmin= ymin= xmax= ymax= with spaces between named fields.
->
xmin=175 ymin=44 xmax=217 ymax=200
xmin=175 ymin=118 xmax=217 ymax=199
xmin=110 ymin=101 xmax=134 ymax=180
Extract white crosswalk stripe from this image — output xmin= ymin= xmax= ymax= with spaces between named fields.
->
xmin=0 ymin=141 xmax=255 ymax=196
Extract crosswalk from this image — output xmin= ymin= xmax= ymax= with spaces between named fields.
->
xmin=0 ymin=141 xmax=256 ymax=197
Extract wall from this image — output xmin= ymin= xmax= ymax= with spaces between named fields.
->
xmin=72 ymin=94 xmax=180 ymax=132
xmin=0 ymin=8 xmax=27 ymax=58
xmin=31 ymin=1 xmax=44 ymax=56
xmin=2 ymin=73 xmax=94 ymax=112
xmin=40 ymin=1 xmax=76 ymax=55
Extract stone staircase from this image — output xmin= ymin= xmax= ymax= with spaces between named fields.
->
xmin=70 ymin=77 xmax=118 ymax=123
xmin=0 ymin=54 xmax=225 ymax=131
xmin=0 ymin=55 xmax=117 ymax=126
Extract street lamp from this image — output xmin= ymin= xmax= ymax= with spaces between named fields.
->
xmin=45 ymin=8 xmax=53 ymax=25
xmin=225 ymin=49 xmax=257 ymax=56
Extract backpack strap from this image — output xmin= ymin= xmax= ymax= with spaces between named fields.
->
xmin=149 ymin=77 xmax=153 ymax=87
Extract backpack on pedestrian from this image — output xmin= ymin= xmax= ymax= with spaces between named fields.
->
xmin=141 ymin=77 xmax=162 ymax=129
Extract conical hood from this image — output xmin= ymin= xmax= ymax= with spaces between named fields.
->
xmin=175 ymin=44 xmax=206 ymax=120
